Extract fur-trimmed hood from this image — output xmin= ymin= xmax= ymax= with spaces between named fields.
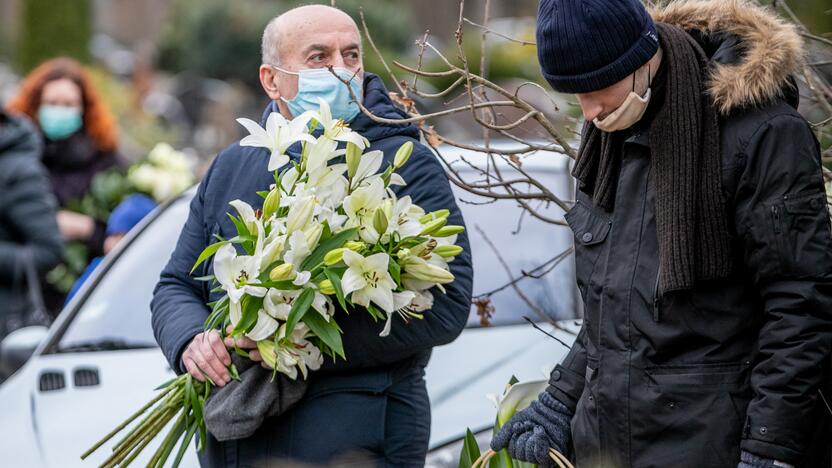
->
xmin=650 ymin=0 xmax=804 ymax=114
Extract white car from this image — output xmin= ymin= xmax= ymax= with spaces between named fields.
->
xmin=0 ymin=146 xmax=581 ymax=467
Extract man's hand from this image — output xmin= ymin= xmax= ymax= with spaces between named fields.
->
xmin=182 ymin=330 xmax=232 ymax=386
xmin=491 ymin=391 xmax=573 ymax=465
xmin=222 ymin=325 xmax=270 ymax=369
xmin=57 ymin=210 xmax=95 ymax=241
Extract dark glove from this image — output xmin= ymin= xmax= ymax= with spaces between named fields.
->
xmin=737 ymin=450 xmax=794 ymax=468
xmin=203 ymin=354 xmax=308 ymax=441
xmin=490 ymin=391 xmax=572 ymax=466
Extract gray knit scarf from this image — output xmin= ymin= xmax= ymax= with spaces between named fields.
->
xmin=572 ymin=23 xmax=733 ymax=294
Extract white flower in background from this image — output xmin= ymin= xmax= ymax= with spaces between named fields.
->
xmin=341 ymin=250 xmax=396 ymax=313
xmin=237 ymin=111 xmax=317 ymax=171
xmin=214 ymin=244 xmax=268 ymax=303
xmin=130 ymin=143 xmax=196 ymax=202
xmin=148 ymin=142 xmax=192 ymax=173
xmin=315 ymin=97 xmax=369 ymax=150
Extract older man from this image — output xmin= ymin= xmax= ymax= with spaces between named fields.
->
xmin=151 ymin=5 xmax=473 ymax=467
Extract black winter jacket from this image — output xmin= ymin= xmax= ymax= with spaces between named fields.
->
xmin=546 ymin=3 xmax=832 ymax=467
xmin=0 ymin=111 xmax=63 ymax=338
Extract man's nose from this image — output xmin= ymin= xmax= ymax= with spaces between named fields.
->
xmin=577 ymin=95 xmax=603 ymax=122
xmin=329 ymin=54 xmax=346 ymax=69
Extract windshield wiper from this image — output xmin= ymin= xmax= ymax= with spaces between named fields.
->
xmin=56 ymin=339 xmax=157 ymax=353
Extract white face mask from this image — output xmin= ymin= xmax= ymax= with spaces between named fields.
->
xmin=592 ymin=65 xmax=652 ymax=133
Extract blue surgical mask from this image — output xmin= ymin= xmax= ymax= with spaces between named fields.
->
xmin=272 ymin=66 xmax=363 ymax=122
xmin=38 ymin=105 xmax=83 ymax=140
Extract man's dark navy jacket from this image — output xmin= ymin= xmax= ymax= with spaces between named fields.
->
xmin=150 ymin=73 xmax=473 ymax=464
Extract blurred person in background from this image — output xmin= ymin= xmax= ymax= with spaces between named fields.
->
xmin=0 ymin=107 xmax=63 ymax=349
xmin=7 ymin=57 xmax=123 ymax=313
xmin=65 ymin=193 xmax=157 ymax=303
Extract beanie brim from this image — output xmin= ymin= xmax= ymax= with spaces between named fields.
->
xmin=541 ymin=30 xmax=659 ymax=94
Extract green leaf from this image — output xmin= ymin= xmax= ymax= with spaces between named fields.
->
xmin=366 ymin=303 xmax=386 ymax=322
xmin=285 ymin=288 xmax=315 ymax=336
xmin=173 ymin=421 xmax=198 ymax=467
xmin=190 ymin=241 xmax=228 ymax=273
xmin=226 ymin=212 xmax=250 ymax=238
xmin=234 ymin=296 xmax=263 ymax=335
xmin=256 ymin=190 xmax=270 ymax=199
xmin=388 ymin=259 xmax=401 ymax=285
xmin=303 ymin=310 xmax=345 ymax=359
xmin=323 ymin=267 xmax=349 ymax=313
xmin=300 ymin=228 xmax=359 ymax=272
xmin=458 ymin=428 xmax=482 ymax=468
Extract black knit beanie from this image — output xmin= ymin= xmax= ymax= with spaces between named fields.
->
xmin=536 ymin=0 xmax=660 ymax=93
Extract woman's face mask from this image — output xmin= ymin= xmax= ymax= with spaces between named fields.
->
xmin=271 ymin=65 xmax=363 ymax=123
xmin=592 ymin=65 xmax=652 ymax=133
xmin=38 ymin=105 xmax=83 ymax=141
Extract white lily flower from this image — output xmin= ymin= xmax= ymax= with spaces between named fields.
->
xmin=380 ymin=291 xmax=417 ymax=337
xmin=283 ymin=230 xmax=311 ymax=268
xmin=228 ymin=199 xmax=259 ymax=233
xmin=350 ymin=150 xmax=384 ymax=188
xmin=264 ymin=288 xmax=333 ymax=323
xmin=315 ymin=97 xmax=369 ymax=150
xmin=213 ymin=243 xmax=268 ymax=303
xmin=306 ymin=136 xmax=344 ymax=173
xmin=246 ymin=309 xmax=279 ymax=341
xmin=237 ymin=111 xmax=317 ymax=171
xmin=292 ymin=270 xmax=312 ymax=286
xmin=343 ymin=178 xmax=386 ymax=243
xmin=275 ymin=322 xmax=323 ymax=379
xmin=341 ymin=250 xmax=396 ymax=313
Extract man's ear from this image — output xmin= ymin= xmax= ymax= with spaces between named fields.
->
xmin=259 ymin=65 xmax=281 ymax=101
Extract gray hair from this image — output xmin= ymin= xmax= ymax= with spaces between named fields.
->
xmin=261 ymin=16 xmax=281 ymax=65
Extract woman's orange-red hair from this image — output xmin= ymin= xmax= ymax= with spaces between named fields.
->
xmin=6 ymin=57 xmax=118 ymax=154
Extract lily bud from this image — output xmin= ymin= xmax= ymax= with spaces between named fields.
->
xmin=420 ymin=217 xmax=447 ymax=236
xmin=419 ymin=209 xmax=449 ymax=224
xmin=270 ymin=263 xmax=295 ymax=281
xmin=346 ymin=142 xmax=362 ymax=178
xmin=318 ymin=279 xmax=336 ymax=295
xmin=256 ymin=340 xmax=277 ymax=369
xmin=286 ymin=196 xmax=315 ymax=234
xmin=393 ymin=141 xmax=414 ymax=169
xmin=434 ymin=245 xmax=463 ymax=259
xmin=403 ymin=257 xmax=455 ymax=284
xmin=434 ymin=225 xmax=465 ymax=237
xmin=373 ymin=207 xmax=389 ymax=235
xmin=324 ymin=248 xmax=348 ymax=266
xmin=344 ymin=241 xmax=365 ymax=252
xmin=304 ymin=223 xmax=324 ymax=249
xmin=262 ymin=188 xmax=280 ymax=219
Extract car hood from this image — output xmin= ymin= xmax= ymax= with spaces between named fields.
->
xmin=0 ymin=349 xmax=199 ymax=468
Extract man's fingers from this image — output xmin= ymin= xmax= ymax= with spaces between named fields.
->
xmin=249 ymin=350 xmax=262 ymax=362
xmin=223 ymin=334 xmax=258 ymax=350
xmin=206 ymin=331 xmax=232 ymax=367
xmin=183 ymin=357 xmax=205 ymax=382
xmin=193 ymin=347 xmax=227 ymax=385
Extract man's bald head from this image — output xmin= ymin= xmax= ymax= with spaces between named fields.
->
xmin=261 ymin=5 xmax=360 ymax=65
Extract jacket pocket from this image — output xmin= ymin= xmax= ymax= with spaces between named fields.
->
xmin=775 ymin=190 xmax=832 ymax=276
xmin=564 ymin=201 xmax=611 ymax=295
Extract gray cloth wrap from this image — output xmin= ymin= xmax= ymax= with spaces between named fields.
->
xmin=203 ymin=354 xmax=308 ymax=441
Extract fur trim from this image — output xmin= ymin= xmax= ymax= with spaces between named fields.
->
xmin=650 ymin=0 xmax=804 ymax=114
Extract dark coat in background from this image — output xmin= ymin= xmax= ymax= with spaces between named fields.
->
xmin=0 ymin=111 xmax=63 ymax=341
xmin=546 ymin=2 xmax=832 ymax=467
xmin=151 ymin=73 xmax=474 ymax=467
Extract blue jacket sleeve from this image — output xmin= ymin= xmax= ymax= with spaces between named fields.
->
xmin=150 ymin=162 xmax=216 ymax=374
xmin=322 ymin=141 xmax=474 ymax=370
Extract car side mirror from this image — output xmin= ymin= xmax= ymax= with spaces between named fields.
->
xmin=0 ymin=326 xmax=48 ymax=378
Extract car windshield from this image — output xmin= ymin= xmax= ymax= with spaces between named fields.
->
xmin=451 ymin=167 xmax=576 ymax=327
xmin=56 ymin=197 xmax=190 ymax=350
xmin=55 ymin=162 xmax=576 ymax=349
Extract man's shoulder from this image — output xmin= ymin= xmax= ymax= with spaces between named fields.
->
xmin=720 ymin=98 xmax=810 ymax=153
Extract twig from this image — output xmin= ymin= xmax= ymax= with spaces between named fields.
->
xmin=463 ymin=17 xmax=536 ymax=46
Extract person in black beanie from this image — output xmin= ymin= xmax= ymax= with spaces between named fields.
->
xmin=492 ymin=0 xmax=832 ymax=467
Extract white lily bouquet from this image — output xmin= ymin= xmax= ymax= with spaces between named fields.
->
xmin=81 ymin=99 xmax=465 ymax=467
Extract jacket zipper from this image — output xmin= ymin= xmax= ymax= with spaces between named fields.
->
xmin=771 ymin=205 xmax=782 ymax=234
xmin=653 ymin=265 xmax=661 ymax=322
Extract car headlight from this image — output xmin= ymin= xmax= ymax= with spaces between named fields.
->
xmin=425 ymin=428 xmax=492 ymax=468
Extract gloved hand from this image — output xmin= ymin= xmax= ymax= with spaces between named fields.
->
xmin=490 ymin=391 xmax=573 ymax=466
xmin=737 ymin=450 xmax=794 ymax=468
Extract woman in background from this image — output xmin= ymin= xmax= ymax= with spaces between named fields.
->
xmin=7 ymin=57 xmax=122 ymax=312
